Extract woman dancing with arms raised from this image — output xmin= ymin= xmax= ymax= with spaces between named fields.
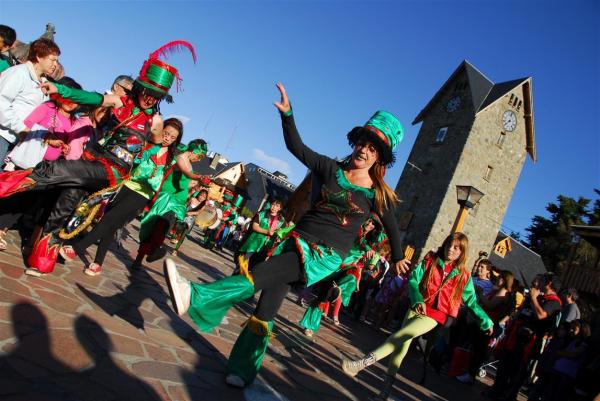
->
xmin=163 ymin=83 xmax=410 ymax=388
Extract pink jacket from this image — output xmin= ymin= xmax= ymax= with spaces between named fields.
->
xmin=23 ymin=102 xmax=93 ymax=161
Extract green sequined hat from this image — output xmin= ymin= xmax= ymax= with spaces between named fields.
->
xmin=136 ymin=40 xmax=197 ymax=98
xmin=347 ymin=110 xmax=403 ymax=166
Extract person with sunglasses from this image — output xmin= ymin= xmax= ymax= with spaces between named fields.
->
xmin=0 ymin=41 xmax=196 ymax=276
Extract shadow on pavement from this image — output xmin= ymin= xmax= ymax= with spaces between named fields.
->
xmin=0 ymin=302 xmax=161 ymax=401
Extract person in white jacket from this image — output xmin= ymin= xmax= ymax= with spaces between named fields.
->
xmin=0 ymin=38 xmax=60 ymax=166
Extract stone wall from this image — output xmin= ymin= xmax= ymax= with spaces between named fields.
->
xmin=396 ymin=74 xmax=530 ymax=267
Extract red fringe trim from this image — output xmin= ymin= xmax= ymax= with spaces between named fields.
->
xmin=82 ymin=151 xmax=127 ymax=186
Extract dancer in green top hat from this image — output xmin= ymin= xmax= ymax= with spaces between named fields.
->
xmin=0 ymin=40 xmax=196 ymax=276
xmin=163 ymin=83 xmax=410 ymax=389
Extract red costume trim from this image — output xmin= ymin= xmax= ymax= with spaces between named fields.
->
xmin=27 ymin=233 xmax=60 ymax=273
xmin=82 ymin=151 xmax=127 ymax=186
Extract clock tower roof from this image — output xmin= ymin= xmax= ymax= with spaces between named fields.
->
xmin=412 ymin=61 xmax=536 ymax=162
xmin=412 ymin=60 xmax=493 ymax=125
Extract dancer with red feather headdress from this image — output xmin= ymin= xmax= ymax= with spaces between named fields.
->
xmin=0 ymin=41 xmax=196 ymax=277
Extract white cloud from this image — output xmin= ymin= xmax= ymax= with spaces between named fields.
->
xmin=164 ymin=114 xmax=191 ymax=125
xmin=251 ymin=148 xmax=291 ymax=175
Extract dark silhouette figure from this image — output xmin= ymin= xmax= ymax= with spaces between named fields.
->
xmin=74 ymin=315 xmax=161 ymax=401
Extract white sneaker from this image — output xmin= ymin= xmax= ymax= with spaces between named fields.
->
xmin=456 ymin=373 xmax=474 ymax=384
xmin=164 ymin=258 xmax=191 ymax=316
xmin=24 ymin=267 xmax=43 ymax=277
xmin=225 ymin=374 xmax=245 ymax=388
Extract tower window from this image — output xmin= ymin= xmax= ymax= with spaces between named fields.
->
xmin=508 ymin=94 xmax=514 ymax=105
xmin=497 ymin=132 xmax=506 ymax=147
xmin=517 ymin=100 xmax=522 ymax=111
xmin=484 ymin=165 xmax=494 ymax=181
xmin=435 ymin=127 xmax=448 ymax=143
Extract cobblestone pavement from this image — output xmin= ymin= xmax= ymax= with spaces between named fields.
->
xmin=0 ymin=221 xmax=508 ymax=401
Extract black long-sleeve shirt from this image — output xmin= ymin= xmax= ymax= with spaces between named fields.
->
xmin=281 ymin=112 xmax=404 ymax=262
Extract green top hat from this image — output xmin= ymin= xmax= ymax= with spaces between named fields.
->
xmin=347 ymin=110 xmax=403 ymax=166
xmin=223 ymin=190 xmax=234 ymax=202
xmin=136 ymin=40 xmax=196 ymax=98
xmin=233 ymin=194 xmax=244 ymax=208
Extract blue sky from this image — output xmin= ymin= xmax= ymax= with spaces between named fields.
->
xmin=2 ymin=0 xmax=598 ymax=236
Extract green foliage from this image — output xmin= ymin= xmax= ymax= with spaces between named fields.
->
xmin=526 ymin=190 xmax=599 ymax=273
xmin=240 ymin=207 xmax=255 ymax=219
xmin=509 ymin=231 xmax=522 ymax=241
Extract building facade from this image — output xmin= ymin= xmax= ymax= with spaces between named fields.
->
xmin=244 ymin=163 xmax=297 ymax=213
xmin=395 ymin=60 xmax=536 ymax=264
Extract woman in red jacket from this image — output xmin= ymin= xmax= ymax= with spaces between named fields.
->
xmin=341 ymin=232 xmax=493 ymax=400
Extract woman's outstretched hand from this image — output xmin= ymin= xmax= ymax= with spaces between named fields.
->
xmin=274 ymin=82 xmax=291 ymax=114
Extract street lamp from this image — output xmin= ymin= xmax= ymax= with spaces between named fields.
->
xmin=451 ymin=185 xmax=484 ymax=233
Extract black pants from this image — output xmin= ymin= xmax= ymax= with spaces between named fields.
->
xmin=251 ymin=251 xmax=304 ymax=322
xmin=73 ymin=186 xmax=147 ymax=265
xmin=0 ymin=189 xmax=59 ymax=231
xmin=0 ymin=159 xmax=109 ymax=233
xmin=30 ymin=160 xmax=110 ymax=232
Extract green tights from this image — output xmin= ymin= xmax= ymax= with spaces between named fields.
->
xmin=371 ymin=309 xmax=438 ymax=375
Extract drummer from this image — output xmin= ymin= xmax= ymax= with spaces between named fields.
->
xmin=171 ymin=189 xmax=208 ymax=255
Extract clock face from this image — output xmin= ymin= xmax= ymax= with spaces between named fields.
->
xmin=502 ymin=110 xmax=517 ymax=132
xmin=446 ymin=96 xmax=461 ymax=113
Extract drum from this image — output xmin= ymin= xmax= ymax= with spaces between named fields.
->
xmin=195 ymin=204 xmax=219 ymax=229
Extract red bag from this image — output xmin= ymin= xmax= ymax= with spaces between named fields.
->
xmin=447 ymin=346 xmax=472 ymax=377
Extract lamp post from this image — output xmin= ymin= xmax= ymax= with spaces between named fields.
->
xmin=451 ymin=185 xmax=484 ymax=233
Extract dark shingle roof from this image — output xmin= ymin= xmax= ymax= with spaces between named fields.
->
xmin=191 ymin=157 xmax=219 ymax=176
xmin=413 ymin=60 xmax=494 ymax=124
xmin=488 ymin=231 xmax=546 ymax=287
xmin=478 ymin=78 xmax=529 ymax=112
xmin=262 ymin=175 xmax=294 ymax=202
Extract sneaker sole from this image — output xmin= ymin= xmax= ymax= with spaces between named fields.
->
xmin=341 ymin=360 xmax=358 ymax=377
xmin=164 ymin=258 xmax=184 ymax=316
xmin=59 ymin=247 xmax=77 ymax=261
xmin=225 ymin=374 xmax=245 ymax=388
xmin=24 ymin=268 xmax=43 ymax=277
xmin=84 ymin=269 xmax=101 ymax=276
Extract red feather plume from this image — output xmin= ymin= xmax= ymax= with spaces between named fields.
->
xmin=149 ymin=40 xmax=197 ymax=64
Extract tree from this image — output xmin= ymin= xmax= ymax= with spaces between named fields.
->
xmin=526 ymin=192 xmax=598 ymax=273
xmin=509 ymin=230 xmax=523 ymax=242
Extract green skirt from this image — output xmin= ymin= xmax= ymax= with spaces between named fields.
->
xmin=239 ymin=231 xmax=268 ymax=253
xmin=139 ymin=191 xmax=187 ymax=242
xmin=269 ymin=231 xmax=342 ymax=287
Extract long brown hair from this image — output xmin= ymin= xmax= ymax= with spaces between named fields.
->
xmin=419 ymin=232 xmax=470 ymax=304
xmin=369 ymin=163 xmax=398 ymax=214
xmin=497 ymin=270 xmax=515 ymax=293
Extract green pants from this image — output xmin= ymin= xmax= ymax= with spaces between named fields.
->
xmin=372 ymin=309 xmax=438 ymax=375
xmin=299 ymin=273 xmax=357 ymax=333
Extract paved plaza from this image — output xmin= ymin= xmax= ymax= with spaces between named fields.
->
xmin=0 ymin=222 xmax=506 ymax=401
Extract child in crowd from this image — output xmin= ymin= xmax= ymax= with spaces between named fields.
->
xmin=341 ymin=232 xmax=493 ymax=401
xmin=372 ymin=267 xmax=406 ymax=331
xmin=5 ymin=76 xmax=94 ymax=170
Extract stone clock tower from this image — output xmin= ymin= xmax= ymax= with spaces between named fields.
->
xmin=395 ymin=60 xmax=536 ymax=266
